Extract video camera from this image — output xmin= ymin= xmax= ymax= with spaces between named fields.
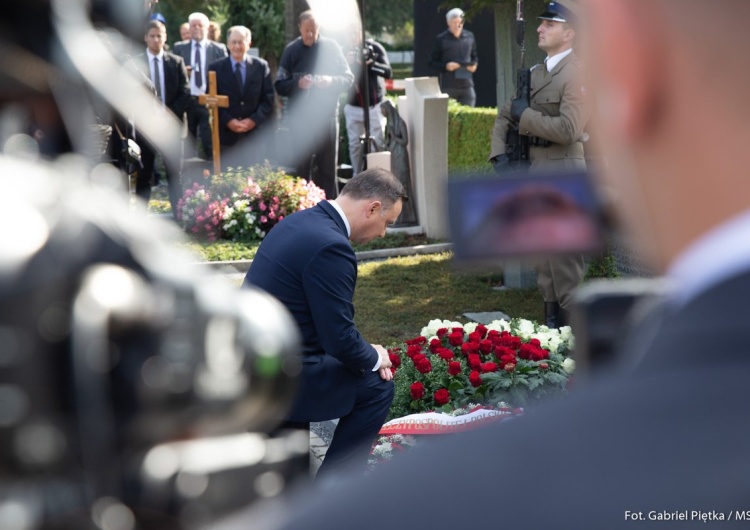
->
xmin=0 ymin=1 xmax=311 ymax=528
xmin=447 ymin=169 xmax=663 ymax=377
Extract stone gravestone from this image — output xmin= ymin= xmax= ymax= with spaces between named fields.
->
xmin=395 ymin=77 xmax=449 ymax=240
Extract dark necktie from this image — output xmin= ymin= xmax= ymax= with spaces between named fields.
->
xmin=234 ymin=62 xmax=243 ymax=92
xmin=194 ymin=42 xmax=202 ymax=89
xmin=152 ymin=57 xmax=162 ymax=103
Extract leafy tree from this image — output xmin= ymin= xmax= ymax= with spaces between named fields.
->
xmin=223 ymin=0 xmax=286 ymax=72
xmin=362 ymin=0 xmax=413 ymax=38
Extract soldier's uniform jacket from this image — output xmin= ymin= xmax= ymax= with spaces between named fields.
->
xmin=490 ymin=51 xmax=588 ymax=171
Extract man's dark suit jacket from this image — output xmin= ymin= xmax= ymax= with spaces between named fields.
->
xmin=243 ymin=201 xmax=378 ymax=423
xmin=273 ymin=269 xmax=750 ymax=528
xmin=134 ymin=51 xmax=190 ymax=118
xmin=208 ymin=56 xmax=275 ymax=147
xmin=171 ymin=39 xmax=228 ymax=89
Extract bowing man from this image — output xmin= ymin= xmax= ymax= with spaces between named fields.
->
xmin=208 ymin=25 xmax=275 ymax=168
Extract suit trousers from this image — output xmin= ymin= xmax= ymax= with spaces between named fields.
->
xmin=536 ymin=254 xmax=586 ymax=311
xmin=186 ymin=98 xmax=212 ymax=160
xmin=136 ymin=140 xmax=182 ymax=217
xmin=316 ymin=369 xmax=394 ymax=478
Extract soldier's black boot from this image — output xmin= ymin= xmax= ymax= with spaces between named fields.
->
xmin=544 ymin=302 xmax=560 ymax=328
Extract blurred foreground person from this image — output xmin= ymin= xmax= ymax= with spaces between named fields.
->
xmin=258 ymin=0 xmax=750 ymax=527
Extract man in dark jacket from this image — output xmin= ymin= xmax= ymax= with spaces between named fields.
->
xmin=134 ymin=19 xmax=189 ymax=213
xmin=243 ymin=168 xmax=405 ymax=477
xmin=208 ymin=25 xmax=274 ymax=168
xmin=429 ymin=7 xmax=478 ymax=107
xmin=275 ymin=10 xmax=353 ymax=199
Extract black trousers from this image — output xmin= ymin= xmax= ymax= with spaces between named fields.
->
xmin=316 ymin=369 xmax=394 ymax=478
xmin=136 ymin=140 xmax=182 ymax=216
xmin=295 ymin=116 xmax=339 ymax=200
xmin=186 ymin=98 xmax=213 ymax=160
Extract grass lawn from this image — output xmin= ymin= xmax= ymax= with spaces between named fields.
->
xmin=354 ymin=252 xmax=543 ymax=346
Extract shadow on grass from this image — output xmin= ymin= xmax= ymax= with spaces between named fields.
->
xmin=354 ymin=252 xmax=543 ymax=346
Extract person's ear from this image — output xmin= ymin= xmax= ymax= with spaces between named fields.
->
xmin=365 ymin=201 xmax=382 ymax=218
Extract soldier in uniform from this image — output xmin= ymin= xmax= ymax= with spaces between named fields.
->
xmin=489 ymin=0 xmax=588 ymax=327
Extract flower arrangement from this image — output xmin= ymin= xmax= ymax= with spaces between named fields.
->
xmin=386 ymin=318 xmax=575 ymax=421
xmin=176 ymin=164 xmax=326 ymax=242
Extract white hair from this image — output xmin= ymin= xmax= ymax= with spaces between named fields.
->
xmin=446 ymin=8 xmax=464 ymax=22
xmin=227 ymin=25 xmax=251 ymax=43
xmin=188 ymin=12 xmax=209 ymax=26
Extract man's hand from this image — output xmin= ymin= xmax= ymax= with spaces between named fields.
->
xmin=510 ymin=97 xmax=529 ymax=121
xmin=466 ymin=63 xmax=478 ymax=73
xmin=446 ymin=61 xmax=461 ymax=72
xmin=374 ymin=345 xmax=394 ymax=381
xmin=298 ymin=74 xmax=314 ymax=90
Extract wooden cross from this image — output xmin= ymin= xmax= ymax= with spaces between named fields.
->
xmin=199 ymin=71 xmax=229 ymax=176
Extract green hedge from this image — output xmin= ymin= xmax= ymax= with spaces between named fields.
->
xmin=447 ymin=100 xmax=496 ymax=173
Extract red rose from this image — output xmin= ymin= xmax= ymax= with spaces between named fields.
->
xmin=487 ymin=330 xmax=500 ymax=340
xmin=388 ymin=352 xmax=401 ymax=369
xmin=539 ymin=362 xmax=549 ymax=370
xmin=481 ymin=362 xmax=498 ymax=373
xmin=500 ymin=354 xmax=516 ymax=366
xmin=438 ymin=348 xmax=454 ymax=361
xmin=462 ymin=342 xmax=480 ymax=356
xmin=448 ymin=361 xmax=462 ymax=376
xmin=416 ymin=358 xmax=433 ymax=374
xmin=412 ymin=353 xmax=426 ymax=364
xmin=479 ymin=339 xmax=492 ymax=354
xmin=476 ymin=324 xmax=488 ymax=339
xmin=494 ymin=345 xmax=516 ymax=359
xmin=437 ymin=328 xmax=449 ymax=338
xmin=434 ymin=388 xmax=451 ymax=406
xmin=468 ymin=331 xmax=482 ymax=343
xmin=469 ymin=370 xmax=483 ymax=387
xmin=468 ymin=353 xmax=482 ymax=371
xmin=410 ymin=382 xmax=425 ymax=400
xmin=448 ymin=331 xmax=464 ymax=346
xmin=451 ymin=327 xmax=464 ymax=333
xmin=529 ymin=338 xmax=541 ymax=347
xmin=429 ymin=338 xmax=441 ymax=353
xmin=416 ymin=336 xmax=428 ymax=345
xmin=406 ymin=344 xmax=421 ymax=358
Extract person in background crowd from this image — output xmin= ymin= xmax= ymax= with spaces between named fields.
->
xmin=429 ymin=7 xmax=478 ymax=107
xmin=343 ymin=27 xmax=391 ymax=174
xmin=133 ymin=20 xmax=189 ymax=213
xmin=208 ymin=25 xmax=275 ymax=167
xmin=489 ymin=0 xmax=588 ymax=328
xmin=172 ymin=12 xmax=227 ymax=161
xmin=179 ymin=22 xmax=190 ymax=42
xmin=275 ymin=10 xmax=353 ymax=199
xmin=208 ymin=21 xmax=222 ymax=43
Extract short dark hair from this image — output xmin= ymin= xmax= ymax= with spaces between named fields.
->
xmin=340 ymin=168 xmax=408 ymax=209
xmin=145 ymin=20 xmax=166 ymax=36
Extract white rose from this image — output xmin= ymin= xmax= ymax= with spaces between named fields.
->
xmin=516 ymin=319 xmax=536 ymax=340
xmin=486 ymin=320 xmax=510 ymax=332
xmin=463 ymin=322 xmax=479 ymax=334
xmin=562 ymin=357 xmax=576 ymax=374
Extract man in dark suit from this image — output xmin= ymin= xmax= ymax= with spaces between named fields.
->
xmin=134 ymin=20 xmax=189 ymax=213
xmin=208 ymin=25 xmax=274 ymax=168
xmin=172 ymin=12 xmax=227 ymax=161
xmin=258 ymin=0 xmax=750 ymax=527
xmin=243 ymin=168 xmax=405 ymax=478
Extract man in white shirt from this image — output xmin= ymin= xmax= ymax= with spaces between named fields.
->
xmin=172 ymin=12 xmax=227 ymax=161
